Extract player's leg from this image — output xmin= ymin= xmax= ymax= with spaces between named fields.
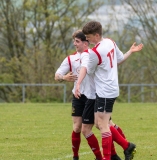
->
xmin=71 ymin=94 xmax=87 ymax=160
xmin=72 ymin=117 xmax=82 ymax=160
xmin=110 ymin=123 xmax=136 ymax=160
xmin=108 ymin=118 xmax=122 ymax=160
xmin=109 ymin=118 xmax=126 ymax=139
xmin=109 ymin=118 xmax=136 ymax=159
xmin=98 ymin=111 xmax=112 ymax=160
xmin=111 ymin=143 xmax=121 ymax=160
xmin=95 ymin=95 xmax=115 ymax=160
xmin=82 ymin=99 xmax=102 ymax=160
xmin=95 ymin=116 xmax=121 ymax=160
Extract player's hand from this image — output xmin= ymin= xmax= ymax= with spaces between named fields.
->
xmin=130 ymin=42 xmax=143 ymax=53
xmin=74 ymin=84 xmax=81 ymax=99
xmin=64 ymin=72 xmax=77 ymax=82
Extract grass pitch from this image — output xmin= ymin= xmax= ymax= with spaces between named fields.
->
xmin=0 ymin=103 xmax=157 ymax=160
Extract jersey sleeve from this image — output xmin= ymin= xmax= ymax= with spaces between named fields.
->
xmin=81 ymin=52 xmax=89 ymax=68
xmin=115 ymin=44 xmax=124 ymax=63
xmin=55 ymin=57 xmax=70 ymax=75
xmin=87 ymin=49 xmax=99 ymax=75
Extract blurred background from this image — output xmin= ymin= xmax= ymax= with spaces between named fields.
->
xmin=0 ymin=0 xmax=156 ymax=103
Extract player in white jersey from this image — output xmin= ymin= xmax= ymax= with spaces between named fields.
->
xmin=76 ymin=47 xmax=142 ymax=160
xmin=75 ymin=21 xmax=143 ymax=160
xmin=55 ymin=31 xmax=127 ymax=160
xmin=55 ymin=30 xmax=103 ymax=160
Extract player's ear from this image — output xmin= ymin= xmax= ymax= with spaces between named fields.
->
xmin=95 ymin=33 xmax=100 ymax=38
xmin=84 ymin=41 xmax=89 ymax=46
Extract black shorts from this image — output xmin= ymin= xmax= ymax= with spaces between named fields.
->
xmin=71 ymin=94 xmax=87 ymax=117
xmin=95 ymin=94 xmax=116 ymax=113
xmin=82 ymin=99 xmax=95 ymax=124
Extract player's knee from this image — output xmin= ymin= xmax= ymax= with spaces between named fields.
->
xmin=81 ymin=127 xmax=91 ymax=137
xmin=73 ymin=125 xmax=82 ymax=133
xmin=95 ymin=122 xmax=99 ymax=130
xmin=95 ymin=124 xmax=99 ymax=130
xmin=81 ymin=128 xmax=86 ymax=136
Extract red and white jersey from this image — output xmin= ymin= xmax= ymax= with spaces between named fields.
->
xmin=81 ymin=49 xmax=96 ymax=99
xmin=55 ymin=52 xmax=90 ymax=96
xmin=87 ymin=38 xmax=124 ymax=98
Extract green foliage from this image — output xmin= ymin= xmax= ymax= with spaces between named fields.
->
xmin=0 ymin=0 xmax=104 ymax=102
xmin=0 ymin=0 xmax=157 ymax=102
xmin=0 ymin=103 xmax=157 ymax=159
xmin=25 ymin=86 xmax=64 ymax=103
xmin=0 ymin=73 xmax=14 ymax=83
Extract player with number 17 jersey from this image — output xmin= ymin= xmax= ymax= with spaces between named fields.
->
xmin=87 ymin=38 xmax=124 ymax=98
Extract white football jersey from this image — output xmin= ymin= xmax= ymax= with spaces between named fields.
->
xmin=80 ymin=49 xmax=96 ymax=99
xmin=87 ymin=38 xmax=124 ymax=98
xmin=55 ymin=52 xmax=90 ymax=96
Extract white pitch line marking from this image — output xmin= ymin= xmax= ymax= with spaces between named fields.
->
xmin=52 ymin=151 xmax=91 ymax=160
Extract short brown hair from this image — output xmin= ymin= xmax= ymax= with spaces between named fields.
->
xmin=82 ymin=21 xmax=102 ymax=36
xmin=72 ymin=30 xmax=88 ymax=41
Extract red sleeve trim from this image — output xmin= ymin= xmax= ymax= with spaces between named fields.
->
xmin=67 ymin=56 xmax=72 ymax=72
xmin=67 ymin=52 xmax=77 ymax=71
xmin=92 ymin=43 xmax=102 ymax=65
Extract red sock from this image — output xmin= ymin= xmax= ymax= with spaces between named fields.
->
xmin=102 ymin=132 xmax=112 ymax=160
xmin=110 ymin=126 xmax=129 ymax=150
xmin=114 ymin=125 xmax=126 ymax=139
xmin=72 ymin=131 xmax=81 ymax=157
xmin=111 ymin=142 xmax=117 ymax=156
xmin=86 ymin=133 xmax=103 ymax=160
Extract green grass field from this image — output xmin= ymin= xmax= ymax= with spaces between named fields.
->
xmin=0 ymin=103 xmax=157 ymax=160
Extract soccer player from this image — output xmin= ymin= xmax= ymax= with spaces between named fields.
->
xmin=75 ymin=21 xmax=143 ymax=160
xmin=55 ymin=30 xmax=103 ymax=160
xmin=55 ymin=30 xmax=125 ymax=160
xmin=75 ymin=48 xmax=138 ymax=160
xmin=55 ymin=30 xmax=141 ymax=160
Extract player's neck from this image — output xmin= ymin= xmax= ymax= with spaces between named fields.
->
xmin=80 ymin=47 xmax=88 ymax=53
xmin=95 ymin=37 xmax=103 ymax=45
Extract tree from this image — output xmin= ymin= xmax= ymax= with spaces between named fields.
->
xmin=0 ymin=0 xmax=104 ymax=102
xmin=100 ymin=0 xmax=157 ymax=102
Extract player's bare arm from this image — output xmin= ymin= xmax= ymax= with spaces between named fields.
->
xmin=55 ymin=72 xmax=78 ymax=82
xmin=75 ymin=67 xmax=87 ymax=99
xmin=118 ymin=42 xmax=143 ymax=65
xmin=54 ymin=73 xmax=64 ymax=82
